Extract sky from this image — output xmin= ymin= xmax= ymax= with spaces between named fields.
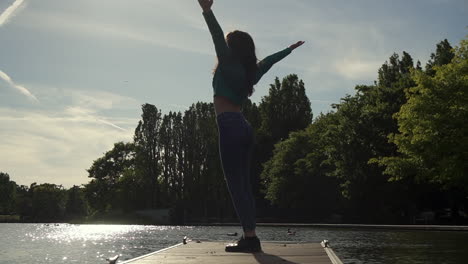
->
xmin=0 ymin=0 xmax=466 ymax=187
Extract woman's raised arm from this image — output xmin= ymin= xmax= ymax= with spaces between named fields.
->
xmin=255 ymin=41 xmax=305 ymax=84
xmin=197 ymin=0 xmax=213 ymax=12
xmin=198 ymin=0 xmax=229 ymax=60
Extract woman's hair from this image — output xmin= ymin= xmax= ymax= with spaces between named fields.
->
xmin=225 ymin=30 xmax=258 ymax=97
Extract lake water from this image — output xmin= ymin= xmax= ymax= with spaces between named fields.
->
xmin=0 ymin=223 xmax=467 ymax=263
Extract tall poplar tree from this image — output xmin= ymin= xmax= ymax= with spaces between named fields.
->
xmin=134 ymin=104 xmax=163 ymax=209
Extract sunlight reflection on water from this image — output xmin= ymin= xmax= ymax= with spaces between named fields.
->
xmin=1 ymin=223 xmax=468 ymax=264
xmin=8 ymin=224 xmax=191 ymax=263
xmin=29 ymin=224 xmax=140 ymax=242
xmin=5 ymin=224 xmax=203 ymax=263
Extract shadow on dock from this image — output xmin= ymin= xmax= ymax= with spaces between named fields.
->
xmin=254 ymin=252 xmax=299 ymax=264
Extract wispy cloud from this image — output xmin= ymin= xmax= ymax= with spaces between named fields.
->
xmin=63 ymin=106 xmax=130 ymax=132
xmin=167 ymin=103 xmax=189 ymax=110
xmin=96 ymin=118 xmax=128 ymax=132
xmin=0 ymin=88 xmax=140 ymax=186
xmin=334 ymin=58 xmax=382 ymax=80
xmin=0 ymin=0 xmax=24 ymax=26
xmin=0 ymin=70 xmax=38 ymax=102
xmin=21 ymin=10 xmax=212 ymax=56
xmin=0 ymin=107 xmax=134 ymax=187
xmin=66 ymin=90 xmax=141 ymax=132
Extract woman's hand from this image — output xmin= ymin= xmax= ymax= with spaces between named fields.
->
xmin=198 ymin=0 xmax=213 ymax=12
xmin=289 ymin=41 xmax=305 ymax=50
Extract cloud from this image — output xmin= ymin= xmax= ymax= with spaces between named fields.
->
xmin=0 ymin=88 xmax=141 ymax=187
xmin=69 ymin=90 xmax=139 ymax=112
xmin=63 ymin=106 xmax=129 ymax=132
xmin=334 ymin=58 xmax=382 ymax=80
xmin=0 ymin=0 xmax=24 ymax=26
xmin=0 ymin=70 xmax=39 ymax=102
xmin=0 ymin=107 xmax=134 ymax=187
xmin=96 ymin=118 xmax=127 ymax=131
xmin=65 ymin=90 xmax=141 ymax=131
xmin=167 ymin=103 xmax=189 ymax=110
xmin=20 ymin=9 xmax=212 ymax=56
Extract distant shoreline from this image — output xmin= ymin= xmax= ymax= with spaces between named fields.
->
xmin=2 ymin=220 xmax=467 ymax=231
xmin=186 ymin=222 xmax=468 ymax=231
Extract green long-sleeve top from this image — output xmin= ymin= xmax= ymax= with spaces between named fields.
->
xmin=203 ymin=10 xmax=292 ymax=105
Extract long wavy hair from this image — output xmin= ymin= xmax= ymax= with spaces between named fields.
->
xmin=223 ymin=30 xmax=258 ymax=97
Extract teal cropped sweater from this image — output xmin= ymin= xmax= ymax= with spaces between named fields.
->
xmin=203 ymin=10 xmax=292 ymax=105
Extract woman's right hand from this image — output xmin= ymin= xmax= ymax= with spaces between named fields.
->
xmin=289 ymin=41 xmax=305 ymax=50
xmin=198 ymin=0 xmax=213 ymax=12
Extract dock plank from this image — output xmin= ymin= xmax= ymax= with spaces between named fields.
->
xmin=123 ymin=241 xmax=339 ymax=264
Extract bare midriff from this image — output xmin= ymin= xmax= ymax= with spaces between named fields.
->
xmin=214 ymin=96 xmax=241 ymax=116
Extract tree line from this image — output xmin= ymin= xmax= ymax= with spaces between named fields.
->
xmin=1 ymin=37 xmax=466 ymax=224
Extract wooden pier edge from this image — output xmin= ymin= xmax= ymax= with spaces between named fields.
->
xmin=120 ymin=243 xmax=183 ymax=263
xmin=120 ymin=240 xmax=344 ymax=264
xmin=321 ymin=241 xmax=343 ymax=264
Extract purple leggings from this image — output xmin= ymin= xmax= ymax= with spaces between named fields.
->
xmin=216 ymin=112 xmax=256 ymax=231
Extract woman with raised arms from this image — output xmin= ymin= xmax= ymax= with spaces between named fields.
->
xmin=197 ymin=0 xmax=304 ymax=252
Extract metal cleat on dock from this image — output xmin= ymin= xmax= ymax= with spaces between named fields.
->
xmin=321 ymin=239 xmax=330 ymax=248
xmin=106 ymin=255 xmax=119 ymax=264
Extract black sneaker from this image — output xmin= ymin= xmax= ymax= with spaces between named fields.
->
xmin=225 ymin=236 xmax=262 ymax=253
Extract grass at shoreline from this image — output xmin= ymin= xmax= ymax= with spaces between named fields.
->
xmin=0 ymin=215 xmax=20 ymax=222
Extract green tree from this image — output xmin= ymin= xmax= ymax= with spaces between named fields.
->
xmin=0 ymin=172 xmax=17 ymax=214
xmin=259 ymin=74 xmax=313 ymax=144
xmin=31 ymin=183 xmax=66 ymax=222
xmin=15 ymin=184 xmax=32 ymax=219
xmin=134 ymin=103 xmax=163 ymax=209
xmin=86 ymin=142 xmax=135 ymax=212
xmin=320 ymin=51 xmax=419 ymax=222
xmin=425 ymin=39 xmax=455 ymax=76
xmin=115 ymin=168 xmax=146 ymax=212
xmin=65 ymin=185 xmax=89 ymax=218
xmin=171 ymin=112 xmax=185 ymax=202
xmin=159 ymin=111 xmax=187 ymax=206
xmin=380 ymin=37 xmax=468 ymax=191
xmin=180 ymin=102 xmax=229 ymax=221
xmin=262 ymin=113 xmax=341 ymax=220
xmin=257 ymin=74 xmax=313 ymax=204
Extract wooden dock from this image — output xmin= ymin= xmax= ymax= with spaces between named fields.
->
xmin=121 ymin=240 xmax=343 ymax=264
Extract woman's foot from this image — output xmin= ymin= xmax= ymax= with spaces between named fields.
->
xmin=225 ymin=236 xmax=262 ymax=252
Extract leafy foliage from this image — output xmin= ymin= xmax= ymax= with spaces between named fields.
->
xmin=0 ymin=173 xmax=16 ymax=214
xmin=380 ymin=38 xmax=467 ymax=191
